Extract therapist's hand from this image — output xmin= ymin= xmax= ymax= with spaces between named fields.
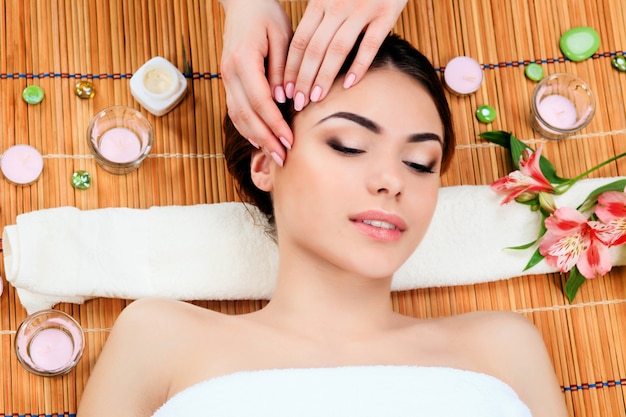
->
xmin=284 ymin=0 xmax=408 ymax=111
xmin=219 ymin=0 xmax=293 ymax=166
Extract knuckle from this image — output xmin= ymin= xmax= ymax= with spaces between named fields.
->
xmin=306 ymin=39 xmax=327 ymax=58
xmin=290 ymin=35 xmax=309 ymax=52
xmin=328 ymin=37 xmax=352 ymax=57
xmin=358 ymin=34 xmax=382 ymax=53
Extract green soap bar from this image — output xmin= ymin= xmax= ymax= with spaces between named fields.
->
xmin=559 ymin=27 xmax=600 ymax=62
xmin=476 ymin=105 xmax=497 ymax=123
xmin=612 ymin=55 xmax=626 ymax=72
xmin=524 ymin=63 xmax=544 ymax=81
xmin=22 ymin=85 xmax=44 ymax=104
xmin=71 ymin=170 xmax=92 ymax=190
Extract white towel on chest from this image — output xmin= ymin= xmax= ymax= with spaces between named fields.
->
xmin=151 ymin=366 xmax=532 ymax=417
xmin=4 ymin=178 xmax=626 ymax=314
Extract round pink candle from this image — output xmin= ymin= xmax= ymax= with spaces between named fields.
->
xmin=537 ymin=95 xmax=577 ymax=130
xmin=443 ymin=56 xmax=484 ymax=95
xmin=1 ymin=145 xmax=44 ymax=185
xmin=98 ymin=127 xmax=142 ymax=163
xmin=29 ymin=328 xmax=74 ymax=371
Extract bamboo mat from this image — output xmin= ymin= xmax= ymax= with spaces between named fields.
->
xmin=0 ymin=0 xmax=625 ymax=415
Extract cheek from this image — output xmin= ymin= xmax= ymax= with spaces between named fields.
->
xmin=408 ymin=182 xmax=440 ymax=224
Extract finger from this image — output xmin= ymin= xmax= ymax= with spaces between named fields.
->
xmin=340 ymin=22 xmax=393 ymax=89
xmin=306 ymin=20 xmax=366 ymax=103
xmin=226 ymin=69 xmax=293 ymax=156
xmin=266 ymin=21 xmax=293 ymax=104
xmin=283 ymin=5 xmax=324 ymax=98
xmin=290 ymin=17 xmax=348 ymax=111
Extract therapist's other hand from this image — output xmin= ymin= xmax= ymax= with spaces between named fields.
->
xmin=284 ymin=0 xmax=407 ymax=111
xmin=220 ymin=0 xmax=293 ymax=166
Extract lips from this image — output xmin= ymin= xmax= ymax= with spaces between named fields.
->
xmin=350 ymin=210 xmax=407 ymax=241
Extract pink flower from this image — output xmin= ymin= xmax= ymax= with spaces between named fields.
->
xmin=491 ymin=145 xmax=554 ymax=204
xmin=592 ymin=190 xmax=626 ymax=246
xmin=539 ymin=207 xmax=612 ymax=279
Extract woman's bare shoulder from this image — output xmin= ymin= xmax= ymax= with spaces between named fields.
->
xmin=440 ymin=311 xmax=568 ymax=417
xmin=78 ymin=298 xmax=234 ymax=417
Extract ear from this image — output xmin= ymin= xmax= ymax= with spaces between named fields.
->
xmin=250 ymin=150 xmax=274 ymax=192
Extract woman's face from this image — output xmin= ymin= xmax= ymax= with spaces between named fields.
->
xmin=263 ymin=68 xmax=445 ymax=279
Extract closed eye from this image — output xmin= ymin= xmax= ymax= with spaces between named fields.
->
xmin=328 ymin=139 xmax=364 ymax=155
xmin=404 ymin=161 xmax=436 ymax=174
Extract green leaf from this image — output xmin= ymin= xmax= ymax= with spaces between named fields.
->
xmin=564 ymin=267 xmax=587 ymax=303
xmin=507 ymin=240 xmax=538 ymax=250
xmin=478 ymin=131 xmax=512 ymax=148
xmin=479 ymin=131 xmax=569 ymax=184
xmin=577 ymin=178 xmax=626 ymax=212
xmin=523 ymin=247 xmax=545 ymax=271
xmin=509 ymin=136 xmax=527 ymax=169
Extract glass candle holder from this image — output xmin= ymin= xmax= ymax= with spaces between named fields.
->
xmin=531 ymin=73 xmax=595 ymax=140
xmin=87 ymin=106 xmax=154 ymax=174
xmin=15 ymin=309 xmax=85 ymax=377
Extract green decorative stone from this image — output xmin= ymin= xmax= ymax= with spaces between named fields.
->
xmin=524 ymin=63 xmax=544 ymax=81
xmin=476 ymin=105 xmax=497 ymax=123
xmin=71 ymin=170 xmax=92 ymax=190
xmin=611 ymin=55 xmax=626 ymax=72
xmin=559 ymin=26 xmax=600 ymax=62
xmin=75 ymin=80 xmax=96 ymax=99
xmin=22 ymin=85 xmax=44 ymax=104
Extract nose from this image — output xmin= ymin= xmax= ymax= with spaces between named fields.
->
xmin=367 ymin=160 xmax=404 ymax=198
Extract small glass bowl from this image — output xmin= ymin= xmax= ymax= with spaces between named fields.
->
xmin=15 ymin=309 xmax=85 ymax=377
xmin=87 ymin=105 xmax=154 ymax=174
xmin=531 ymin=73 xmax=595 ymax=140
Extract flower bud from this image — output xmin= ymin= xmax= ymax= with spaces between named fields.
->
xmin=515 ymin=192 xmax=537 ymax=203
xmin=538 ymin=192 xmax=557 ymax=214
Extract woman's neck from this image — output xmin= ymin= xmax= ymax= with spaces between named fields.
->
xmin=256 ymin=248 xmax=400 ymax=339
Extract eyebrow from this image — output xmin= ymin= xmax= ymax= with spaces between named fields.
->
xmin=316 ymin=111 xmax=443 ymax=145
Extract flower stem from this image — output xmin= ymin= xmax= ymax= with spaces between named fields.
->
xmin=554 ymin=150 xmax=626 ymax=194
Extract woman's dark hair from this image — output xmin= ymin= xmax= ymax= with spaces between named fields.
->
xmin=224 ymin=34 xmax=456 ymax=219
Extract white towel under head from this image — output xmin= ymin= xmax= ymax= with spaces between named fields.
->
xmin=151 ymin=366 xmax=532 ymax=417
xmin=4 ymin=178 xmax=626 ymax=313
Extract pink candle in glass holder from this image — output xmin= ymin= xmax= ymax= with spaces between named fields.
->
xmin=29 ymin=328 xmax=75 ymax=370
xmin=98 ymin=127 xmax=142 ymax=163
xmin=536 ymin=95 xmax=577 ymax=130
xmin=15 ymin=309 xmax=85 ymax=377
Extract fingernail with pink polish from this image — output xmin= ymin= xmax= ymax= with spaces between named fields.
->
xmin=294 ymin=92 xmax=305 ymax=111
xmin=285 ymin=83 xmax=295 ymax=99
xmin=279 ymin=136 xmax=291 ymax=150
xmin=247 ymin=138 xmax=260 ymax=149
xmin=274 ymin=86 xmax=286 ymax=103
xmin=310 ymin=85 xmax=322 ymax=102
xmin=270 ymin=152 xmax=284 ymax=167
xmin=343 ymin=73 xmax=356 ymax=89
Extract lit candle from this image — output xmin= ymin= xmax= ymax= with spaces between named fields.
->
xmin=536 ymin=95 xmax=577 ymax=130
xmin=29 ymin=328 xmax=75 ymax=371
xmin=1 ymin=144 xmax=44 ymax=185
xmin=98 ymin=127 xmax=142 ymax=163
xmin=443 ymin=56 xmax=484 ymax=95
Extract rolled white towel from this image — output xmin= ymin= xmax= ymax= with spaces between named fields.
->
xmin=4 ymin=178 xmax=626 ymax=314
